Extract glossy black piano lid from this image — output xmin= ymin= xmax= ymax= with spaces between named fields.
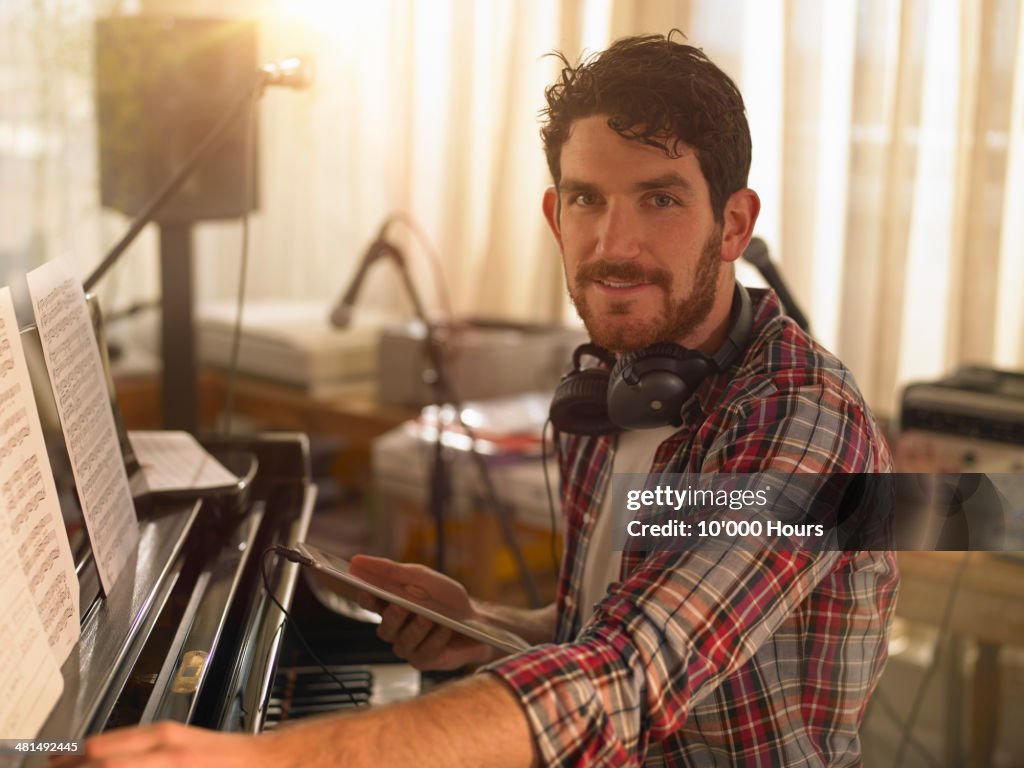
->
xmin=17 ymin=293 xmax=150 ymax=621
xmin=9 ymin=281 xmax=325 ymax=748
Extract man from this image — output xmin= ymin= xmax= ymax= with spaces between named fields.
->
xmin=59 ymin=33 xmax=896 ymax=767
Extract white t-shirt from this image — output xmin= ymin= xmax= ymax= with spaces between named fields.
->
xmin=579 ymin=425 xmax=679 ymax=620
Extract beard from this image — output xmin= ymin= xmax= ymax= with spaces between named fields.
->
xmin=568 ymin=227 xmax=723 ymax=352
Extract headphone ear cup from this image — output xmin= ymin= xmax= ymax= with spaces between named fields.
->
xmin=607 ymin=343 xmax=714 ymax=430
xmin=549 ymin=367 xmax=617 ymax=436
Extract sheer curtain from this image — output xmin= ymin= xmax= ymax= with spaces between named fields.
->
xmin=588 ymin=0 xmax=1024 ymax=412
xmin=1 ymin=0 xmax=1022 ymax=416
xmin=675 ymin=0 xmax=1024 ymax=413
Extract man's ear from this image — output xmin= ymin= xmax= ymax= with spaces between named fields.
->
xmin=542 ymin=186 xmax=563 ymax=249
xmin=719 ymin=188 xmax=761 ymax=263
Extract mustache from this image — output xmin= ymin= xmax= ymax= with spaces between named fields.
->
xmin=575 ymin=260 xmax=672 ymax=288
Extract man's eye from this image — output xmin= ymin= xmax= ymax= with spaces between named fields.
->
xmin=572 ymin=193 xmax=599 ymax=206
xmin=650 ymin=194 xmax=677 ymax=208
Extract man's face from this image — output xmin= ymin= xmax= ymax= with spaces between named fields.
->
xmin=546 ymin=115 xmax=726 ymax=353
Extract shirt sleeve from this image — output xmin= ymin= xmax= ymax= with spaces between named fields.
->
xmin=483 ymin=384 xmax=888 ymax=767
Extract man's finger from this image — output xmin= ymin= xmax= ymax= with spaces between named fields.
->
xmin=392 ymin=614 xmax=435 ymax=660
xmin=350 ymin=556 xmax=434 ymax=597
xmin=355 ymin=591 xmax=386 ymax=613
xmin=406 ymin=624 xmax=455 ymax=669
xmin=349 ymin=554 xmax=402 ymax=581
xmin=376 ymin=603 xmax=411 ymax=643
xmin=84 ymin=722 xmax=189 ymax=758
xmin=48 ymin=722 xmax=194 ymax=767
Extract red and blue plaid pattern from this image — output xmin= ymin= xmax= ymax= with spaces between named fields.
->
xmin=486 ymin=289 xmax=899 ymax=766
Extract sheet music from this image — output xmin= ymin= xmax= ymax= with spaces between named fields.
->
xmin=128 ymin=430 xmax=239 ymax=493
xmin=26 ymin=260 xmax=138 ymax=594
xmin=0 ymin=534 xmax=63 ymax=739
xmin=0 ymin=288 xmax=79 ymax=664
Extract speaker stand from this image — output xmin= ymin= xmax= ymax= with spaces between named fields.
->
xmin=159 ymin=222 xmax=198 ymax=433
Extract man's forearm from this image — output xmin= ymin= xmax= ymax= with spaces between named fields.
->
xmin=268 ymin=672 xmax=538 ymax=767
xmin=471 ymin=600 xmax=557 ymax=645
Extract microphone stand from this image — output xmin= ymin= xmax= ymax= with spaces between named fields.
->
xmin=84 ymin=69 xmax=275 ymax=432
xmin=741 ymin=237 xmax=811 ymax=333
xmin=372 ymin=238 xmax=543 ymax=607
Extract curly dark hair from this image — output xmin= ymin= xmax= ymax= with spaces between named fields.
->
xmin=541 ymin=32 xmax=751 ymax=221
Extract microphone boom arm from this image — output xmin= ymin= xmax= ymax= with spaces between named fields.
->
xmin=742 ymin=237 xmax=811 ymax=333
xmin=85 ymin=56 xmax=311 ymax=293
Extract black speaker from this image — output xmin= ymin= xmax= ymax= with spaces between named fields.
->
xmin=94 ymin=16 xmax=259 ymax=222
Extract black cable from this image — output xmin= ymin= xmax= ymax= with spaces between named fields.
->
xmin=541 ymin=417 xmax=560 ymax=578
xmin=892 ymin=550 xmax=971 ymax=768
xmin=260 ymin=547 xmax=360 ymax=707
xmin=220 ymin=85 xmax=262 ymax=436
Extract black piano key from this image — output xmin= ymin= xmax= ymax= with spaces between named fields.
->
xmin=267 ymin=663 xmax=375 ymax=727
xmin=276 ymin=664 xmax=374 ymax=677
xmin=274 ymin=666 xmax=371 ymax=683
xmin=273 ymin=680 xmax=371 ymax=695
xmin=267 ymin=694 xmax=370 ymax=713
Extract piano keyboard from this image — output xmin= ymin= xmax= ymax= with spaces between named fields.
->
xmin=265 ymin=664 xmax=373 ymax=727
xmin=264 ymin=663 xmax=420 ymax=730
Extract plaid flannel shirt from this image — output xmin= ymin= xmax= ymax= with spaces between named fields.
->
xmin=485 ymin=289 xmax=899 ymax=766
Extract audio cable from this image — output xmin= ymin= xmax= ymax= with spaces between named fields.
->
xmin=541 ymin=417 xmax=561 ymax=578
xmin=260 ymin=546 xmax=361 ymax=708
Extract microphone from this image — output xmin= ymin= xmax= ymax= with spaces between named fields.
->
xmin=742 ymin=237 xmax=811 ymax=333
xmin=329 ymin=228 xmax=397 ymax=328
xmin=259 ymin=56 xmax=315 ymax=90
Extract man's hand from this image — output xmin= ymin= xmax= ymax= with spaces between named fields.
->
xmin=349 ymin=554 xmax=498 ymax=670
xmin=49 ymin=722 xmax=292 ymax=768
xmin=50 ymin=675 xmax=539 ymax=768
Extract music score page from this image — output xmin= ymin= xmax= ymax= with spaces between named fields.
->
xmin=26 ymin=260 xmax=138 ymax=594
xmin=0 ymin=287 xmax=79 ymax=663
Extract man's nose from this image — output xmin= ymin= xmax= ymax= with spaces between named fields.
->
xmin=595 ymin=203 xmax=642 ymax=260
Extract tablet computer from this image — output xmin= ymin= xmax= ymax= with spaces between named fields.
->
xmin=292 ymin=542 xmax=531 ymax=656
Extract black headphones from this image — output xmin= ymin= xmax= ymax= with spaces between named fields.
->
xmin=550 ymin=282 xmax=753 ymax=436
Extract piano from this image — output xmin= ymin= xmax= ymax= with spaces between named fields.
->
xmin=12 ymin=299 xmax=418 ymax=766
